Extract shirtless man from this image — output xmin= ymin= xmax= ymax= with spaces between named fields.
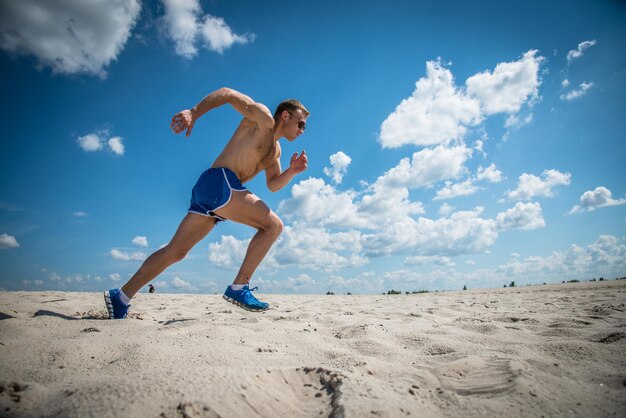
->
xmin=104 ymin=87 xmax=309 ymax=319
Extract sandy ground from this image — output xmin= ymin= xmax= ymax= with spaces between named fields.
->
xmin=0 ymin=280 xmax=625 ymax=417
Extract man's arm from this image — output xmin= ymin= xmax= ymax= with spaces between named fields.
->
xmin=265 ymin=151 xmax=308 ymax=192
xmin=194 ymin=87 xmax=273 ymax=126
xmin=170 ymin=87 xmax=274 ymax=137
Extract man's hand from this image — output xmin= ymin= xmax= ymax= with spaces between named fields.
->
xmin=290 ymin=150 xmax=308 ymax=174
xmin=170 ymin=109 xmax=196 ymax=138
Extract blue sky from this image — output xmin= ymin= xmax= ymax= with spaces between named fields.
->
xmin=1 ymin=0 xmax=625 ymax=294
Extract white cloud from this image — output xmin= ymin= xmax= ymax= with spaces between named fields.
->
xmin=504 ymin=113 xmax=533 ymax=129
xmin=132 ymin=236 xmax=149 ymax=247
xmin=562 ymin=79 xmax=570 ymax=88
xmin=404 ymin=255 xmax=455 ymax=268
xmin=161 ymin=0 xmax=201 ymax=58
xmin=172 ymin=276 xmax=195 ymax=290
xmin=362 ymin=207 xmax=499 ymax=257
xmin=560 ymin=81 xmax=593 ymax=101
xmin=476 ymin=163 xmax=504 ymax=183
xmin=208 ymin=235 xmax=250 ymax=269
xmin=110 ymin=249 xmax=146 ymax=261
xmin=0 ymin=0 xmax=141 ymax=77
xmin=434 ymin=179 xmax=480 ymax=200
xmin=438 ymin=203 xmax=454 ymax=216
xmin=466 ymin=50 xmax=543 ymax=115
xmin=200 ymin=14 xmax=255 ymax=54
xmin=162 ymin=0 xmax=254 ymax=58
xmin=22 ymin=280 xmax=44 ymax=286
xmin=567 ymin=40 xmax=597 ymax=64
xmin=506 ymin=169 xmax=571 ymax=201
xmin=570 ymin=186 xmax=626 ymax=214
xmin=73 ymin=211 xmax=88 ymax=217
xmin=77 ymin=133 xmax=104 ymax=152
xmin=208 ymin=224 xmax=367 ymax=272
xmin=49 ymin=272 xmax=61 ymax=281
xmin=494 ymin=235 xmax=625 ymax=282
xmin=0 ymin=233 xmax=19 ymax=249
xmin=109 ymin=273 xmax=121 ymax=282
xmin=379 ymin=59 xmax=482 ymax=148
xmin=107 ymin=137 xmax=125 ymax=155
xmin=373 ymin=145 xmax=472 ymax=190
xmin=496 ymin=202 xmax=545 ymax=231
xmin=255 ymin=274 xmax=319 ymax=294
xmin=323 ymin=151 xmax=352 ymax=184
xmin=77 ymin=130 xmax=126 ymax=156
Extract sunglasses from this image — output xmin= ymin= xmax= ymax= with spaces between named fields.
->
xmin=287 ymin=110 xmax=306 ymax=131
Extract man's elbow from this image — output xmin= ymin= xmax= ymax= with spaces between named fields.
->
xmin=267 ymin=181 xmax=281 ymax=192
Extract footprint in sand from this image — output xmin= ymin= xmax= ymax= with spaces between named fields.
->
xmin=432 ymin=356 xmax=517 ymax=396
xmin=241 ymin=367 xmax=345 ymax=417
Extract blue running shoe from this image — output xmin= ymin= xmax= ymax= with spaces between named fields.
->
xmin=223 ymin=285 xmax=269 ymax=312
xmin=104 ymin=289 xmax=130 ymax=319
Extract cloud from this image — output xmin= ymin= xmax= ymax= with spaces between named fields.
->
xmin=362 ymin=207 xmax=499 ymax=257
xmin=255 ymin=274 xmax=319 ymax=294
xmin=466 ymin=50 xmax=543 ymax=115
xmin=373 ymin=145 xmax=472 ymax=190
xmin=496 ymin=202 xmax=545 ymax=231
xmin=208 ymin=224 xmax=367 ymax=272
xmin=562 ymin=79 xmax=570 ymax=88
xmin=109 ymin=273 xmax=121 ymax=282
xmin=0 ymin=233 xmax=19 ymax=249
xmin=560 ymin=82 xmax=593 ymax=101
xmin=476 ymin=164 xmax=504 ymax=183
xmin=172 ymin=276 xmax=195 ymax=290
xmin=110 ymin=249 xmax=146 ymax=261
xmin=132 ymin=236 xmax=149 ymax=247
xmin=570 ymin=186 xmax=626 ymax=214
xmin=379 ymin=59 xmax=481 ymax=148
xmin=208 ymin=235 xmax=251 ymax=269
xmin=107 ymin=137 xmax=125 ymax=155
xmin=494 ymin=235 xmax=625 ymax=282
xmin=566 ymin=40 xmax=597 ymax=64
xmin=379 ymin=50 xmax=543 ymax=148
xmin=77 ymin=130 xmax=125 ymax=155
xmin=434 ymin=179 xmax=480 ymax=200
xmin=506 ymin=169 xmax=571 ymax=201
xmin=162 ymin=0 xmax=254 ymax=58
xmin=404 ymin=255 xmax=455 ymax=268
xmin=323 ymin=151 xmax=352 ymax=184
xmin=73 ymin=212 xmax=88 ymax=217
xmin=0 ymin=0 xmax=141 ymax=77
xmin=200 ymin=14 xmax=255 ymax=54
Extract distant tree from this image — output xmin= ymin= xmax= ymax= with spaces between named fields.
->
xmin=347 ymin=292 xmax=352 ymax=295
xmin=387 ymin=289 xmax=402 ymax=295
xmin=503 ymin=284 xmax=507 ymax=288
xmin=463 ymin=285 xmax=467 ymax=290
xmin=599 ymin=277 xmax=604 ymax=281
xmin=326 ymin=291 xmax=334 ymax=295
xmin=509 ymin=281 xmax=516 ymax=288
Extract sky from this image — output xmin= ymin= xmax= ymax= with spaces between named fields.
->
xmin=0 ymin=0 xmax=625 ymax=295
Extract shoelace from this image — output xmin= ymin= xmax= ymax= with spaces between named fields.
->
xmin=242 ymin=287 xmax=261 ymax=303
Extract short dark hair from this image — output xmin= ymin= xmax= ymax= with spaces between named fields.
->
xmin=273 ymin=99 xmax=310 ymax=120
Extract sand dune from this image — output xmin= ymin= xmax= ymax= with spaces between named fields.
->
xmin=1 ymin=281 xmax=625 ymax=417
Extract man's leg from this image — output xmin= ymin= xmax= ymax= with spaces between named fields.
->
xmin=213 ymin=191 xmax=283 ymax=285
xmin=121 ymin=213 xmax=217 ymax=298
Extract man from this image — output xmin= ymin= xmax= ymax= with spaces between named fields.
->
xmin=104 ymin=87 xmax=309 ymax=319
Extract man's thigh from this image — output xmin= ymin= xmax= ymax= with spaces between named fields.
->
xmin=212 ymin=191 xmax=278 ymax=229
xmin=168 ymin=212 xmax=217 ymax=251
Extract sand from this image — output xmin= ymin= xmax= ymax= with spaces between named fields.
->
xmin=1 ymin=280 xmax=625 ymax=417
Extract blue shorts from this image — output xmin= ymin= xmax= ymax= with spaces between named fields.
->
xmin=188 ymin=167 xmax=247 ymax=222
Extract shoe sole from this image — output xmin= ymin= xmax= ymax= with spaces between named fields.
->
xmin=223 ymin=295 xmax=269 ymax=312
xmin=103 ymin=291 xmax=114 ymax=319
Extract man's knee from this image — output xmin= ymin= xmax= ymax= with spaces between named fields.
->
xmin=262 ymin=214 xmax=284 ymax=237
